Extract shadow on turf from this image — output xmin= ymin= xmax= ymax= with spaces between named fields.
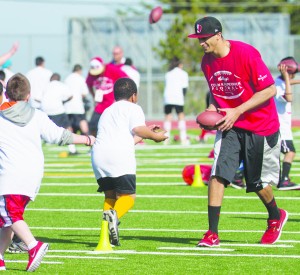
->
xmin=232 ymin=216 xmax=300 ymax=222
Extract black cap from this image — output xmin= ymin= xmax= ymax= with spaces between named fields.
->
xmin=188 ymin=16 xmax=222 ymax=39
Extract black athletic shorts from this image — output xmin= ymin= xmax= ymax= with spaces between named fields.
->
xmin=68 ymin=114 xmax=86 ymax=133
xmin=97 ymin=174 xmax=136 ymax=194
xmin=164 ymin=104 xmax=184 ymax=115
xmin=48 ymin=113 xmax=71 ymax=128
xmin=281 ymin=139 xmax=296 ymax=154
xmin=212 ymin=127 xmax=281 ymax=193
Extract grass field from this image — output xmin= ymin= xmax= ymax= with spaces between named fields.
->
xmin=3 ymin=129 xmax=300 ymax=274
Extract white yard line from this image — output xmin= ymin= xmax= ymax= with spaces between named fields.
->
xmin=45 ymin=255 xmax=125 ymax=260
xmin=26 ymin=208 xmax=300 ymax=216
xmin=6 ymin=260 xmax=63 ymax=265
xmin=36 ymin=193 xmax=300 ymax=201
xmin=89 ymin=250 xmax=300 ymax=259
xmin=29 ymin=226 xmax=300 ymax=235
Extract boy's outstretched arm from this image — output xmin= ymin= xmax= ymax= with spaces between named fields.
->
xmin=133 ymin=125 xmax=168 ymax=144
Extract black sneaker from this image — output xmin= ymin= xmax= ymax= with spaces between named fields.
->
xmin=277 ymin=180 xmax=300 ymax=191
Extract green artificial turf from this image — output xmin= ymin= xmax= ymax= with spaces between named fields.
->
xmin=4 ymin=129 xmax=300 ymax=274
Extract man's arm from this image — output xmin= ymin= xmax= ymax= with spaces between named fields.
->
xmin=217 ymin=84 xmax=276 ymax=131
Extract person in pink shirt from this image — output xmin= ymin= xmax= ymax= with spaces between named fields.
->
xmin=86 ymin=57 xmax=128 ymax=137
xmin=188 ymin=16 xmax=287 ymax=247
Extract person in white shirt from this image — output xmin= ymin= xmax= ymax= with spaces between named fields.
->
xmin=26 ymin=56 xmax=52 ymax=109
xmin=41 ymin=73 xmax=72 ymax=130
xmin=163 ymin=57 xmax=189 ymax=145
xmin=0 ymin=73 xmax=95 ymax=272
xmin=64 ymin=64 xmax=90 ymax=154
xmin=121 ymin=58 xmax=141 ymax=90
xmin=274 ymin=56 xmax=300 ymax=190
xmin=91 ymin=78 xmax=167 ymax=246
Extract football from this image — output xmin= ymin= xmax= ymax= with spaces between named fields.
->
xmin=278 ymin=58 xmax=300 ymax=74
xmin=149 ymin=6 xmax=163 ymax=24
xmin=196 ymin=111 xmax=224 ymax=130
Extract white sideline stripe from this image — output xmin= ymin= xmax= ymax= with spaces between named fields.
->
xmin=90 ymin=250 xmax=300 ymax=259
xmin=37 ymin=193 xmax=300 ymax=201
xmin=41 ymin=182 xmax=186 ymax=186
xmin=158 ymin=244 xmax=292 ymax=250
xmin=212 ymin=244 xmax=293 ymax=248
xmin=44 ymin=175 xmax=183 ymax=178
xmin=45 ymin=255 xmax=125 ymax=260
xmin=44 ymin=168 xmax=185 ymax=172
xmin=25 ymin=208 xmax=300 ymax=216
xmin=29 ymin=227 xmax=300 ymax=234
xmin=158 ymin=247 xmax=234 ymax=251
xmin=277 ymin=240 xmax=300 ymax=243
xmin=6 ymin=260 xmax=63 ymax=265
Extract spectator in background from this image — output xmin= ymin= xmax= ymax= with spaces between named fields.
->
xmin=26 ymin=56 xmax=52 ymax=109
xmin=86 ymin=56 xmax=128 ymax=137
xmin=110 ymin=46 xmax=126 ymax=65
xmin=274 ymin=56 xmax=300 ymax=190
xmin=121 ymin=58 xmax=141 ymax=90
xmin=163 ymin=57 xmax=189 ymax=145
xmin=0 ymin=42 xmax=19 ymax=67
xmin=41 ymin=73 xmax=72 ymax=132
xmin=1 ymin=59 xmax=15 ymax=85
xmin=65 ymin=64 xmax=90 ymax=155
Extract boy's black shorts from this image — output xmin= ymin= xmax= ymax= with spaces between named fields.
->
xmin=97 ymin=174 xmax=136 ymax=194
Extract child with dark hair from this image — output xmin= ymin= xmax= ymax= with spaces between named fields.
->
xmin=0 ymin=73 xmax=95 ymax=272
xmin=91 ymin=77 xmax=167 ymax=246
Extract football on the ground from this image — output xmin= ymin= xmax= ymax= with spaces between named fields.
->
xmin=278 ymin=58 xmax=300 ymax=74
xmin=149 ymin=6 xmax=163 ymax=24
xmin=196 ymin=111 xmax=224 ymax=130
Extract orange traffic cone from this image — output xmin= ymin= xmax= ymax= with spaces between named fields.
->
xmin=191 ymin=164 xmax=205 ymax=187
xmin=95 ymin=220 xmax=113 ymax=251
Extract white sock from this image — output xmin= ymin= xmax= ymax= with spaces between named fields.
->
xmin=28 ymin=240 xmax=38 ymax=250
xmin=0 ymin=253 xmax=3 ymax=260
xmin=163 ymin=121 xmax=171 ymax=138
xmin=178 ymin=120 xmax=187 ymax=141
xmin=68 ymin=144 xmax=76 ymax=153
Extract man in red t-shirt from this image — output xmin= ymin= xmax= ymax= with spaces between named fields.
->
xmin=86 ymin=57 xmax=128 ymax=136
xmin=188 ymin=16 xmax=287 ymax=247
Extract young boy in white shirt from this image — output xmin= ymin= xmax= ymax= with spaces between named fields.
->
xmin=91 ymin=78 xmax=167 ymax=246
xmin=0 ymin=73 xmax=95 ymax=272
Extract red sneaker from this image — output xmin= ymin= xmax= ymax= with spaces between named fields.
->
xmin=26 ymin=241 xmax=49 ymax=272
xmin=197 ymin=230 xmax=220 ymax=247
xmin=261 ymin=209 xmax=288 ymax=244
xmin=0 ymin=258 xmax=5 ymax=271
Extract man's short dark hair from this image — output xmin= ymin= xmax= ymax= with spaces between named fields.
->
xmin=6 ymin=73 xmax=31 ymax=101
xmin=114 ymin=78 xmax=137 ymax=101
xmin=73 ymin=64 xmax=82 ymax=72
xmin=35 ymin=56 xmax=45 ymax=66
xmin=50 ymin=73 xmax=61 ymax=81
xmin=0 ymin=82 xmax=3 ymax=95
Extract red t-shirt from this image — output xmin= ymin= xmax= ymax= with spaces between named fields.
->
xmin=201 ymin=40 xmax=279 ymax=136
xmin=86 ymin=64 xmax=128 ymax=114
